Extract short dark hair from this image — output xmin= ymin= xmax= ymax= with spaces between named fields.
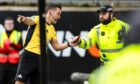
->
xmin=4 ymin=17 xmax=14 ymax=21
xmin=45 ymin=3 xmax=62 ymax=13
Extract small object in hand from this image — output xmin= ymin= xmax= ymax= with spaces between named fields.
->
xmin=73 ymin=35 xmax=80 ymax=43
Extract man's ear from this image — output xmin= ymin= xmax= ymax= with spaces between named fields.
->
xmin=111 ymin=12 xmax=114 ymax=18
xmin=47 ymin=10 xmax=51 ymax=15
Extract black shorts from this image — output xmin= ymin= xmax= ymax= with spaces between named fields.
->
xmin=15 ymin=50 xmax=40 ymax=84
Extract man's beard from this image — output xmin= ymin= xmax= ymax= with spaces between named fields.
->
xmin=100 ymin=15 xmax=112 ymax=25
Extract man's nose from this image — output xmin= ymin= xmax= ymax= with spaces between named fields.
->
xmin=58 ymin=15 xmax=61 ymax=19
xmin=99 ymin=16 xmax=102 ymax=19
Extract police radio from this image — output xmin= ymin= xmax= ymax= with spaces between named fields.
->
xmin=118 ymin=26 xmax=126 ymax=41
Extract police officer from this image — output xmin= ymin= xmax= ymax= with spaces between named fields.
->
xmin=69 ymin=5 xmax=129 ymax=63
xmin=88 ymin=23 xmax=140 ymax=84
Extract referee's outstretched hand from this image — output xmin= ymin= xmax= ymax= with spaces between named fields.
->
xmin=17 ymin=15 xmax=27 ymax=23
xmin=68 ymin=35 xmax=80 ymax=47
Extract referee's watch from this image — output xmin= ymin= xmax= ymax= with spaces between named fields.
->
xmin=67 ymin=42 xmax=71 ymax=47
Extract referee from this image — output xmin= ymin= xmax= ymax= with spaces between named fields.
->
xmin=15 ymin=4 xmax=77 ymax=84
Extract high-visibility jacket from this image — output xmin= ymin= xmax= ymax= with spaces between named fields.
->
xmin=78 ymin=18 xmax=129 ymax=62
xmin=88 ymin=44 xmax=140 ymax=84
xmin=0 ymin=30 xmax=21 ymax=48
xmin=0 ymin=30 xmax=21 ymax=64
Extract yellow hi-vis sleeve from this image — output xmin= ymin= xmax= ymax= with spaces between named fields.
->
xmin=78 ymin=27 xmax=98 ymax=49
xmin=118 ymin=20 xmax=130 ymax=33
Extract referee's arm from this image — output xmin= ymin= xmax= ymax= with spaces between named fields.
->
xmin=51 ymin=39 xmax=69 ymax=51
xmin=17 ymin=15 xmax=35 ymax=26
xmin=51 ymin=36 xmax=80 ymax=51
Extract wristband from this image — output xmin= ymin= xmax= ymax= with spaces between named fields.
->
xmin=67 ymin=42 xmax=71 ymax=47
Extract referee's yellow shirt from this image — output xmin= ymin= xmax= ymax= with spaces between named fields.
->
xmin=24 ymin=16 xmax=57 ymax=55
